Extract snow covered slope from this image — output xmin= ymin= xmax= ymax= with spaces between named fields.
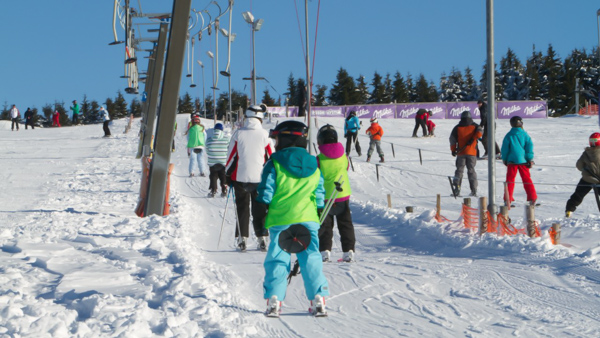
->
xmin=1 ymin=115 xmax=599 ymax=337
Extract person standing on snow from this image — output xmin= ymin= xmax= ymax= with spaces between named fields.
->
xmin=426 ymin=110 xmax=436 ymax=136
xmin=70 ymin=100 xmax=80 ymax=125
xmin=365 ymin=117 xmax=384 ymax=163
xmin=476 ymin=100 xmax=501 ymax=159
xmin=344 ymin=110 xmax=362 ymax=157
xmin=24 ymin=108 xmax=35 ymax=130
xmin=10 ymin=104 xmax=20 ymax=131
xmin=565 ymin=133 xmax=600 ymax=218
xmin=187 ymin=115 xmax=207 ymax=177
xmin=226 ymin=104 xmax=273 ymax=252
xmin=256 ymin=120 xmax=329 ymax=317
xmin=316 ymin=125 xmax=356 ymax=263
xmin=501 ymin=116 xmax=537 ymax=206
xmin=449 ymin=111 xmax=482 ymax=197
xmin=52 ymin=110 xmax=61 ymax=127
xmin=412 ymin=108 xmax=428 ymax=137
xmin=100 ymin=106 xmax=111 ymax=137
xmin=206 ymin=123 xmax=230 ymax=198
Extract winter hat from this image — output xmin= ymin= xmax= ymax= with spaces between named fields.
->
xmin=370 ymin=117 xmax=378 ymax=124
xmin=460 ymin=110 xmax=471 ymax=119
xmin=215 ymin=123 xmax=224 ymax=131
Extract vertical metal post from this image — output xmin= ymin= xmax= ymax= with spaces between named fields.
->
xmin=252 ymin=28 xmax=257 ymax=105
xmin=575 ymin=78 xmax=580 ymax=115
xmin=597 ymin=9 xmax=600 ymax=126
xmin=145 ymin=0 xmax=193 ymax=216
xmin=136 ymin=48 xmax=155 ymax=159
xmin=141 ymin=23 xmax=169 ymax=157
xmin=305 ymin=0 xmax=314 ymax=154
xmin=486 ymin=0 xmax=497 ymax=220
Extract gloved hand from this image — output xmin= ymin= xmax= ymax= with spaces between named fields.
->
xmin=317 ymin=208 xmax=324 ymax=217
xmin=526 ymin=161 xmax=534 ymax=168
xmin=226 ymin=175 xmax=233 ymax=185
xmin=451 ymin=150 xmax=458 ymax=157
xmin=503 ymin=161 xmax=507 ymax=166
xmin=344 ymin=133 xmax=348 ymax=138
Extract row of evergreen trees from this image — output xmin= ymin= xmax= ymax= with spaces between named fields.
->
xmin=4 ymin=44 xmax=596 ymax=123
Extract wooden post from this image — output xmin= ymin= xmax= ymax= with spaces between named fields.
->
xmin=499 ymin=205 xmax=509 ymax=220
xmin=504 ymin=182 xmax=510 ymax=210
xmin=463 ymin=198 xmax=471 ymax=207
xmin=391 ymin=143 xmax=396 ymax=158
xmin=405 ymin=206 xmax=413 ymax=213
xmin=387 ymin=194 xmax=392 ymax=208
xmin=419 ymin=149 xmax=423 ymax=165
xmin=376 ymin=164 xmax=380 ymax=182
xmin=526 ymin=205 xmax=536 ymax=237
xmin=479 ymin=196 xmax=488 ymax=235
xmin=550 ymin=223 xmax=561 ymax=245
xmin=436 ymin=194 xmax=441 ymax=220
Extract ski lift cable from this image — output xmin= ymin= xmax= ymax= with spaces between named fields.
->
xmin=310 ymin=0 xmax=321 ymax=87
xmin=292 ymin=0 xmax=306 ymax=60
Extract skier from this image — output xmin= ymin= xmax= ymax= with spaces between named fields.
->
xmin=426 ymin=110 xmax=436 ymax=136
xmin=477 ymin=100 xmax=501 ymax=159
xmin=187 ymin=115 xmax=207 ymax=177
xmin=10 ymin=104 xmax=19 ymax=131
xmin=316 ymin=124 xmax=356 ymax=263
xmin=501 ymin=116 xmax=537 ymax=206
xmin=344 ymin=110 xmax=362 ymax=157
xmin=70 ymin=100 xmax=80 ymax=125
xmin=449 ymin=111 xmax=482 ymax=197
xmin=565 ymin=133 xmax=600 ymax=218
xmin=256 ymin=120 xmax=329 ymax=317
xmin=99 ymin=106 xmax=111 ymax=137
xmin=226 ymin=104 xmax=273 ymax=251
xmin=206 ymin=123 xmax=230 ymax=198
xmin=412 ymin=108 xmax=428 ymax=137
xmin=24 ymin=108 xmax=35 ymax=130
xmin=365 ymin=117 xmax=385 ymax=163
xmin=52 ymin=110 xmax=61 ymax=127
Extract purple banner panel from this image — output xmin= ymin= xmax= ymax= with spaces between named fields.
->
xmin=446 ymin=102 xmax=480 ymax=119
xmin=311 ymin=106 xmax=345 ymax=117
xmin=396 ymin=103 xmax=446 ymax=119
xmin=346 ymin=104 xmax=396 ymax=119
xmin=496 ymin=101 xmax=547 ymax=119
xmin=266 ymin=106 xmax=299 ymax=117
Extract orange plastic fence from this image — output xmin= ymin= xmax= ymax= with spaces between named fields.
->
xmin=462 ymin=204 xmax=479 ymax=230
xmin=548 ymin=227 xmax=558 ymax=244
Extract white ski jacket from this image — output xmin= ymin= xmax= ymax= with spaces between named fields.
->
xmin=226 ymin=118 xmax=273 ymax=183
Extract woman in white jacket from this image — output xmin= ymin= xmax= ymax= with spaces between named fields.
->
xmin=100 ymin=106 xmax=111 ymax=137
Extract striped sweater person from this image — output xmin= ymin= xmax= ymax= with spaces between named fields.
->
xmin=206 ymin=123 xmax=230 ymax=197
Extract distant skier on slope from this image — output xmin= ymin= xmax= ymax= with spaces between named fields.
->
xmin=70 ymin=100 xmax=80 ymax=125
xmin=344 ymin=110 xmax=362 ymax=157
xmin=501 ymin=116 xmax=537 ymax=206
xmin=316 ymin=124 xmax=356 ymax=263
xmin=187 ymin=115 xmax=207 ymax=177
xmin=256 ymin=120 xmax=329 ymax=317
xmin=412 ymin=108 xmax=428 ymax=137
xmin=99 ymin=106 xmax=111 ymax=137
xmin=564 ymin=133 xmax=600 ymax=217
xmin=206 ymin=123 xmax=230 ymax=198
xmin=449 ymin=111 xmax=482 ymax=197
xmin=365 ymin=117 xmax=385 ymax=163
xmin=426 ymin=110 xmax=436 ymax=137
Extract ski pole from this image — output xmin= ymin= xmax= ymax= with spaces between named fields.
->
xmin=230 ymin=187 xmax=244 ymax=244
xmin=319 ymin=176 xmax=344 ymax=224
xmin=216 ymin=186 xmax=232 ymax=250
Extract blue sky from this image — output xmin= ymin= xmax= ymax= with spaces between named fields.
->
xmin=2 ymin=1 xmax=599 ymax=115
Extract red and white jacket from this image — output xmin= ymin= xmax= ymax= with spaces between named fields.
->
xmin=226 ymin=118 xmax=273 ymax=183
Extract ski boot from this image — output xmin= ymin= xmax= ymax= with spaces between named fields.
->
xmin=207 ymin=191 xmax=216 ymax=198
xmin=321 ymin=250 xmax=331 ymax=262
xmin=309 ymin=295 xmax=328 ymax=317
xmin=236 ymin=237 xmax=247 ymax=252
xmin=565 ymin=211 xmax=572 ymax=218
xmin=469 ymin=190 xmax=477 ymax=197
xmin=265 ymin=295 xmax=281 ymax=318
xmin=366 ymin=157 xmax=371 ymax=162
xmin=342 ymin=250 xmax=355 ymax=262
xmin=257 ymin=237 xmax=268 ymax=252
xmin=221 ymin=191 xmax=228 ymax=198
xmin=379 ymin=156 xmax=384 ymax=163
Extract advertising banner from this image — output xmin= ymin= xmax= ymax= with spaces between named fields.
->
xmin=346 ymin=104 xmax=396 ymax=119
xmin=311 ymin=106 xmax=345 ymax=117
xmin=396 ymin=103 xmax=446 ymax=119
xmin=446 ymin=102 xmax=480 ymax=119
xmin=496 ymin=101 xmax=547 ymax=119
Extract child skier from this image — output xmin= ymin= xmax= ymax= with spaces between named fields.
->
xmin=365 ymin=117 xmax=385 ymax=163
xmin=565 ymin=132 xmax=600 ymax=217
xmin=501 ymin=116 xmax=537 ymax=205
xmin=256 ymin=120 xmax=329 ymax=317
xmin=449 ymin=111 xmax=482 ymax=197
xmin=426 ymin=110 xmax=436 ymax=136
xmin=344 ymin=110 xmax=362 ymax=157
xmin=187 ymin=115 xmax=207 ymax=177
xmin=206 ymin=123 xmax=230 ymax=197
xmin=316 ymin=124 xmax=356 ymax=263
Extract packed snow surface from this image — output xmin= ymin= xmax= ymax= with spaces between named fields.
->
xmin=1 ymin=115 xmax=600 ymax=337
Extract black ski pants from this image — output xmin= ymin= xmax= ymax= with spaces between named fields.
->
xmin=232 ymin=181 xmax=268 ymax=238
xmin=566 ymin=178 xmax=599 ymax=212
xmin=25 ymin=119 xmax=34 ymax=129
xmin=318 ymin=200 xmax=355 ymax=252
xmin=11 ymin=118 xmax=19 ymax=130
xmin=481 ymin=123 xmax=500 ymax=156
xmin=103 ymin=121 xmax=111 ymax=136
xmin=412 ymin=118 xmax=427 ymax=137
xmin=209 ymin=164 xmax=227 ymax=194
xmin=345 ymin=131 xmax=361 ymax=156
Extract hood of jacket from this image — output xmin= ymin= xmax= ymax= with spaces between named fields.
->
xmin=244 ymin=117 xmax=263 ymax=130
xmin=318 ymin=142 xmax=345 ymax=159
xmin=458 ymin=116 xmax=474 ymax=126
xmin=212 ymin=129 xmax=224 ymax=140
xmin=271 ymin=147 xmax=317 ymax=178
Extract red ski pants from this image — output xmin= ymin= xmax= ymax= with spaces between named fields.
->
xmin=504 ymin=164 xmax=537 ymax=203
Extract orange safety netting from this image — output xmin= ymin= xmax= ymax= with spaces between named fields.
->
xmin=462 ymin=204 xmax=479 ymax=230
xmin=548 ymin=227 xmax=558 ymax=245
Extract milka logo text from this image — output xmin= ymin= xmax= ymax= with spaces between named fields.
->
xmin=449 ymin=107 xmax=471 ymax=117
xmin=373 ymin=108 xmax=394 ymax=119
xmin=315 ymin=109 xmax=342 ymax=116
xmin=500 ymin=105 xmax=520 ymax=116
xmin=524 ymin=104 xmax=543 ymax=116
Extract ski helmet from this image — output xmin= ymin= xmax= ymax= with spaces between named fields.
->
xmin=269 ymin=120 xmax=309 ymax=151
xmin=590 ymin=132 xmax=600 ymax=147
xmin=192 ymin=115 xmax=201 ymax=123
xmin=245 ymin=104 xmax=267 ymax=120
xmin=510 ymin=116 xmax=523 ymax=128
xmin=460 ymin=110 xmax=471 ymax=119
xmin=370 ymin=117 xmax=378 ymax=124
xmin=317 ymin=124 xmax=338 ymax=145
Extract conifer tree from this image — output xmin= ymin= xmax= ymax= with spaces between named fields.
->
xmin=392 ymin=72 xmax=409 ymax=103
xmin=113 ymin=91 xmax=129 ymax=118
xmin=355 ymin=75 xmax=370 ymax=104
xmin=178 ymin=93 xmax=194 ymax=115
xmin=328 ymin=67 xmax=357 ymax=105
xmin=540 ymin=44 xmax=566 ymax=114
xmin=262 ymin=89 xmax=277 ymax=106
xmin=129 ymin=98 xmax=142 ymax=117
xmin=313 ymin=84 xmax=328 ymax=106
xmin=499 ymin=48 xmax=527 ymax=100
xmin=286 ymin=73 xmax=298 ymax=106
xmin=464 ymin=67 xmax=480 ymax=101
xmin=369 ymin=71 xmax=386 ymax=103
